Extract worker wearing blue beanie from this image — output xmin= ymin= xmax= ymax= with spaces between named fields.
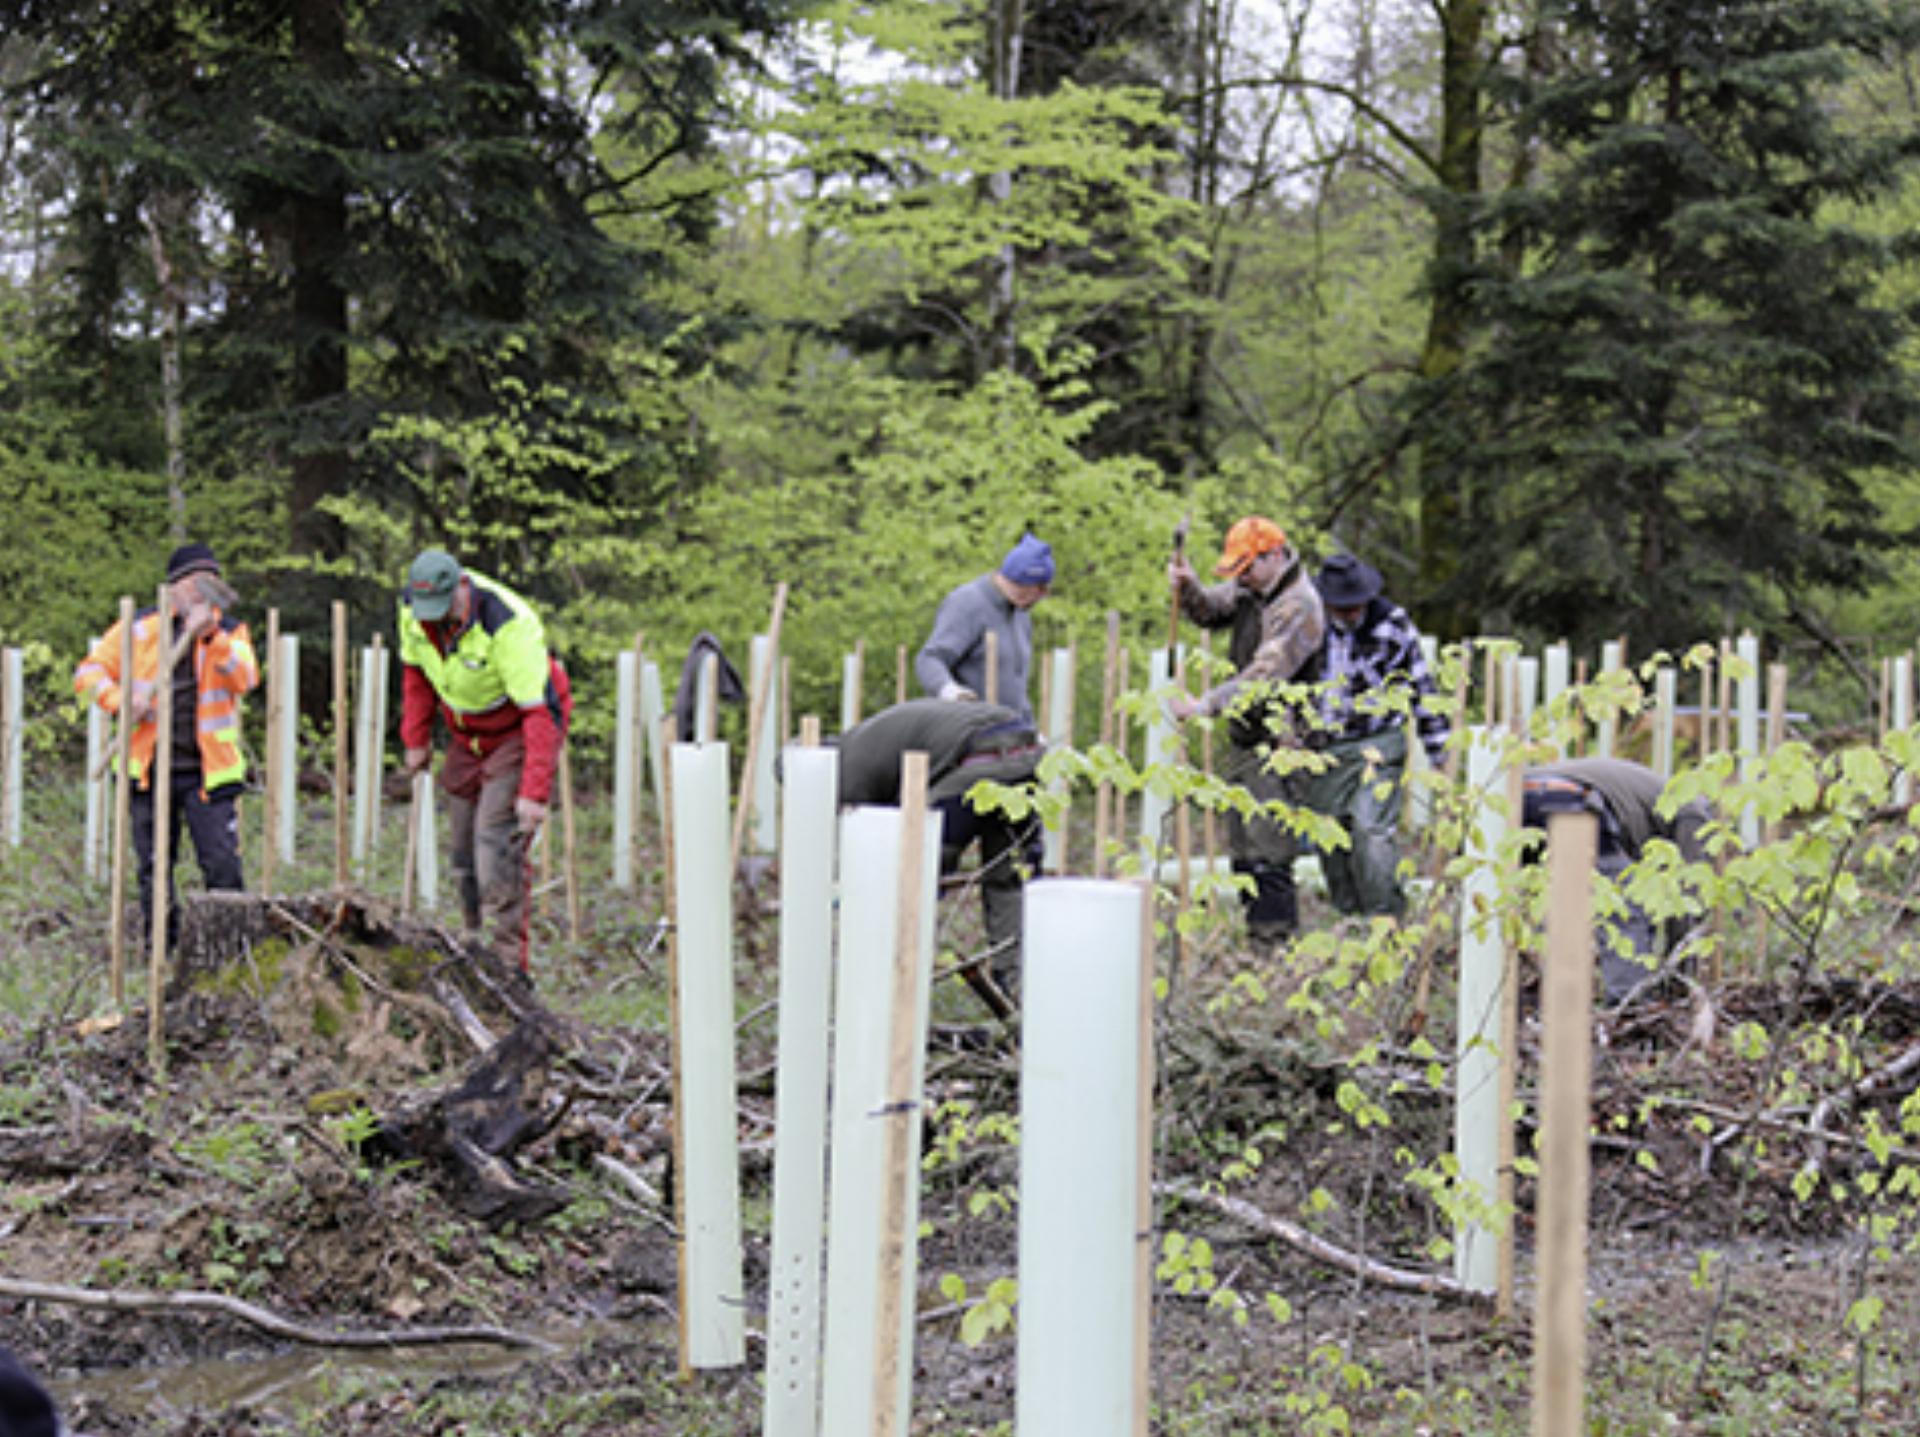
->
xmin=915 ymin=532 xmax=1054 ymax=723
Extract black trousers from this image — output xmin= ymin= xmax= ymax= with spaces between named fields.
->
xmin=129 ymin=777 xmax=245 ymax=947
xmin=939 ymin=798 xmax=1042 ymax=995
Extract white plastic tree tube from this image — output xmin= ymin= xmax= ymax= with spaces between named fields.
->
xmin=412 ymin=770 xmax=439 ymax=913
xmin=352 ymin=646 xmax=378 ymax=868
xmin=613 ymin=650 xmax=637 ymax=889
xmin=1514 ymin=656 xmax=1540 ymax=737
xmin=1593 ymin=640 xmax=1624 ymax=758
xmin=274 ymin=634 xmax=299 ymax=866
xmin=819 ymin=803 xmax=942 ymax=1437
xmin=84 ymin=701 xmax=108 ymax=880
xmin=1139 ymin=646 xmax=1177 ymax=869
xmin=1653 ymin=668 xmax=1678 ymax=779
xmin=640 ymin=658 xmax=666 ymax=826
xmin=1453 ymin=728 xmax=1509 ymax=1296
xmin=1017 ymin=878 xmax=1152 ymax=1437
xmin=761 ymin=745 xmax=840 ymax=1437
xmin=1 ymin=647 xmax=20 ymax=847
xmin=1542 ymin=642 xmax=1571 ymax=712
xmin=670 ymin=742 xmax=746 ymax=1369
xmin=840 ymin=648 xmax=864 ymax=733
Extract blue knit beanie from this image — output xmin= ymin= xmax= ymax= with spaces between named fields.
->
xmin=1000 ymin=533 xmax=1055 ymax=587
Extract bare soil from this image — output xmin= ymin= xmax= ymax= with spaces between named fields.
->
xmin=5 ymin=885 xmax=1920 ymax=1436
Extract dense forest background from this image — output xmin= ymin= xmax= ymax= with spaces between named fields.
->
xmin=4 ymin=0 xmax=1920 ymax=739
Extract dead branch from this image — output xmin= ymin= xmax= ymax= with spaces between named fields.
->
xmin=0 ymin=1276 xmax=552 ymax=1351
xmin=1159 ymin=1180 xmax=1482 ymax=1304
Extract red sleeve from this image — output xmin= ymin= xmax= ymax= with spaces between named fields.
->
xmin=516 ymin=658 xmax=569 ymax=803
xmin=518 ymin=701 xmax=560 ymax=804
xmin=401 ymin=665 xmax=439 ymax=750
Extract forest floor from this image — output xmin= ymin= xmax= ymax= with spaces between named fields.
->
xmin=4 ymin=798 xmax=1920 ymax=1436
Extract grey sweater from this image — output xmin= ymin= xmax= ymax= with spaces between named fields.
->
xmin=915 ymin=574 xmax=1034 ymax=722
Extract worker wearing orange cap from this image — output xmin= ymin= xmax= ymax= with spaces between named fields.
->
xmin=1167 ymin=516 xmax=1326 ymax=952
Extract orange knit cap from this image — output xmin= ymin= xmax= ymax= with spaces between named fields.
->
xmin=1213 ymin=517 xmax=1288 ymax=577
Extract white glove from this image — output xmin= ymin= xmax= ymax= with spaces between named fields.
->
xmin=939 ymin=681 xmax=980 ymax=702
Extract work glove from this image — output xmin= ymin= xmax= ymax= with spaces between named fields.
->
xmin=515 ymin=797 xmax=548 ymax=834
xmin=938 ymin=682 xmax=979 ymax=702
xmin=403 ymin=747 xmax=432 ymax=776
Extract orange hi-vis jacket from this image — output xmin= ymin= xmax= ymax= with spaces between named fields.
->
xmin=74 ymin=608 xmax=260 ymax=791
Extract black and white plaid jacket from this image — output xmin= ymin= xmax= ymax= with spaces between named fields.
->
xmin=1317 ymin=598 xmax=1450 ymax=766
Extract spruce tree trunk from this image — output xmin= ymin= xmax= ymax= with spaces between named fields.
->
xmin=287 ymin=0 xmax=351 ymax=560
xmin=1414 ymin=0 xmax=1486 ymax=638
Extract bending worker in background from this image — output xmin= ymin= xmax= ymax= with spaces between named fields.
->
xmin=916 ymin=532 xmax=1054 ymax=724
xmin=74 ymin=542 xmax=258 ymax=950
xmin=835 ymin=698 xmax=1045 ymax=1011
xmin=398 ymin=549 xmax=571 ymax=969
xmin=1167 ymin=517 xmax=1326 ymax=953
xmin=1301 ymin=552 xmax=1451 ymax=920
xmin=1521 ymin=757 xmax=1715 ymax=1005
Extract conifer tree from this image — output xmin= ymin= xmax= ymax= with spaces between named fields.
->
xmin=1416 ymin=0 xmax=1920 ymax=649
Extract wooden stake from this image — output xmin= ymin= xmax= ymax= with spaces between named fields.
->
xmin=260 ymin=608 xmax=281 ymax=898
xmin=560 ymin=742 xmax=580 ymax=944
xmin=870 ymin=749 xmax=930 ymax=1436
xmin=984 ymin=630 xmax=999 ymax=708
xmin=1171 ymin=646 xmax=1191 ymax=980
xmin=148 ymin=583 xmax=175 ymax=1072
xmin=731 ymin=582 xmax=790 ymax=872
xmin=895 ymin=644 xmax=908 ymax=707
xmin=1532 ymin=811 xmax=1595 ymax=1437
xmin=1698 ymin=661 xmax=1714 ymax=762
xmin=332 ymin=601 xmax=349 ymax=888
xmin=848 ymin=639 xmax=866 ymax=729
xmin=1055 ymin=640 xmax=1076 ymax=875
xmin=108 ymin=596 xmax=135 ymax=1010
xmin=1115 ymin=648 xmax=1131 ymax=842
xmin=800 ymin=715 xmax=821 ymax=748
xmin=1201 ymin=631 xmax=1218 ymax=885
xmin=401 ymin=774 xmax=421 ymax=916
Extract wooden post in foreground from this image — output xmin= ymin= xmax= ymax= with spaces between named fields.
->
xmin=984 ymin=630 xmax=999 ymax=709
xmin=732 ymin=582 xmax=790 ymax=872
xmin=332 ymin=601 xmax=349 ymax=887
xmin=108 ymin=596 xmax=135 ymax=1009
xmin=148 ymin=582 xmax=175 ymax=1071
xmin=869 ymin=750 xmax=930 ymax=1437
xmin=1532 ymin=811 xmax=1595 ymax=1437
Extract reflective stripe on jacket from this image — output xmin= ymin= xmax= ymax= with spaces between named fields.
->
xmin=74 ymin=609 xmax=259 ymax=790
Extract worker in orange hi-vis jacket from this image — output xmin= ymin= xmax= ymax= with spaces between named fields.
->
xmin=74 ymin=542 xmax=259 ymax=951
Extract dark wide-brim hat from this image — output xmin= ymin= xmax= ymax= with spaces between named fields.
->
xmin=1315 ymin=553 xmax=1383 ymax=608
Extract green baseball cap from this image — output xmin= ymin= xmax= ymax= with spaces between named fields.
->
xmin=405 ymin=549 xmax=463 ymax=621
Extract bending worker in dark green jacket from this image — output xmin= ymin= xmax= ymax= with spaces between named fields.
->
xmin=398 ymin=549 xmax=572 ymax=971
xmin=835 ymin=699 xmax=1045 ymax=1009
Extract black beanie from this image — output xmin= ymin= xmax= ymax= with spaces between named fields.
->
xmin=0 ymin=1345 xmax=60 ymax=1437
xmin=165 ymin=542 xmax=221 ymax=584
